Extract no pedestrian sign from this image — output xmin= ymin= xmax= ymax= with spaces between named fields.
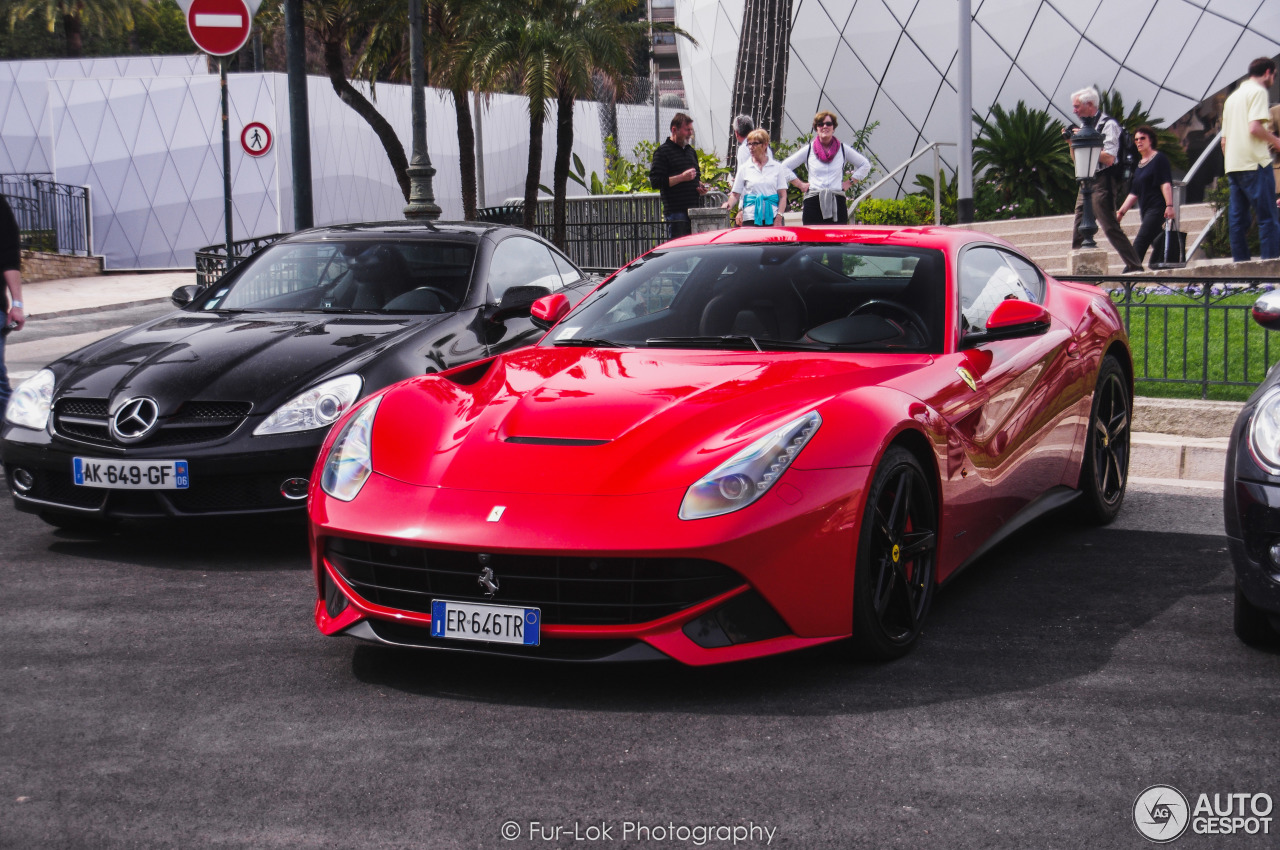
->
xmin=177 ymin=0 xmax=262 ymax=56
xmin=241 ymin=122 xmax=272 ymax=157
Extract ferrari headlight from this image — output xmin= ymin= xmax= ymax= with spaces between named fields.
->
xmin=1248 ymin=387 xmax=1280 ymax=474
xmin=254 ymin=375 xmax=363 ymax=435
xmin=319 ymin=397 xmax=381 ymax=502
xmin=5 ymin=369 xmax=55 ymax=430
xmin=680 ymin=411 xmax=822 ymax=520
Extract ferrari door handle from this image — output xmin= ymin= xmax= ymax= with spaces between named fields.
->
xmin=1066 ymin=341 xmax=1081 ymax=358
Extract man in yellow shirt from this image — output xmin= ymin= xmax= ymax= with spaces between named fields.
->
xmin=1220 ymin=57 xmax=1280 ymax=261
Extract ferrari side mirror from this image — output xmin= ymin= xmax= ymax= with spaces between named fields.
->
xmin=962 ymin=299 xmax=1051 ymax=347
xmin=1253 ymin=290 xmax=1280 ymax=331
xmin=531 ymin=293 xmax=571 ymax=329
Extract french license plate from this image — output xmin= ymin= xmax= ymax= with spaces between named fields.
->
xmin=431 ymin=599 xmax=540 ymax=646
xmin=73 ymin=457 xmax=190 ymax=490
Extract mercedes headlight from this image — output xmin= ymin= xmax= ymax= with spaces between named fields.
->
xmin=680 ymin=411 xmax=822 ymax=520
xmin=1249 ymin=387 xmax=1280 ymax=474
xmin=320 ymin=397 xmax=381 ymax=501
xmin=5 ymin=369 xmax=55 ymax=430
xmin=254 ymin=375 xmax=363 ymax=435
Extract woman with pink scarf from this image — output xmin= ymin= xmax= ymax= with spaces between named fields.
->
xmin=782 ymin=111 xmax=871 ymax=224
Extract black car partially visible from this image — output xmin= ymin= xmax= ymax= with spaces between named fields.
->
xmin=1225 ymin=288 xmax=1280 ymax=647
xmin=2 ymin=221 xmax=596 ymax=530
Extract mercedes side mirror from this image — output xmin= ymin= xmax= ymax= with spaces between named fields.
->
xmin=530 ymin=293 xmax=572 ymax=330
xmin=485 ymin=285 xmax=552 ymax=324
xmin=171 ymin=284 xmax=202 ymax=308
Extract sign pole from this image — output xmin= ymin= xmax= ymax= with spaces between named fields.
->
xmin=220 ymin=56 xmax=234 ymax=264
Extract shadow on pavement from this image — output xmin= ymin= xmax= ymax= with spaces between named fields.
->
xmin=40 ymin=515 xmax=311 ymax=571
xmin=348 ymin=519 xmax=1232 ymax=714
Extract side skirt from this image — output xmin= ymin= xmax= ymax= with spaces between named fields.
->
xmin=941 ymin=485 xmax=1081 ymax=588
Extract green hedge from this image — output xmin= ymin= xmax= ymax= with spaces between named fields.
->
xmin=855 ymin=196 xmax=935 ymax=226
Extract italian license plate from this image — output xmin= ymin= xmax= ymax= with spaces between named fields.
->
xmin=431 ymin=599 xmax=540 ymax=646
xmin=73 ymin=457 xmax=190 ymax=490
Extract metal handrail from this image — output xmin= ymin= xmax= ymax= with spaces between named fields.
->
xmin=849 ymin=142 xmax=957 ymax=225
xmin=1172 ymin=128 xmax=1223 ymax=261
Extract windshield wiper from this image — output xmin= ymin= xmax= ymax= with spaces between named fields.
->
xmin=551 ymin=337 xmax=628 ymax=348
xmin=646 ymin=336 xmax=826 ymax=352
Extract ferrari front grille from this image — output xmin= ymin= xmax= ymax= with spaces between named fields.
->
xmin=324 ymin=538 xmax=744 ymax=626
xmin=52 ymin=398 xmax=252 ymax=447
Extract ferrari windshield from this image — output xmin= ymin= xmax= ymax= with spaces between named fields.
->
xmin=544 ymin=243 xmax=946 ymax=353
xmin=197 ymin=239 xmax=477 ymax=314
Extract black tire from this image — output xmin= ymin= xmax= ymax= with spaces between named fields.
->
xmin=850 ymin=446 xmax=938 ymax=661
xmin=38 ymin=510 xmax=115 ymax=536
xmin=1078 ymin=355 xmax=1130 ymax=525
xmin=1234 ymin=584 xmax=1280 ymax=647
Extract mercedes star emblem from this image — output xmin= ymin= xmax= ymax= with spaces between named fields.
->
xmin=110 ymin=397 xmax=160 ymax=443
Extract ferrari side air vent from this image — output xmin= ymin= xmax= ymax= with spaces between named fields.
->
xmin=440 ymin=358 xmax=495 ymax=386
xmin=504 ymin=436 xmax=610 ymax=446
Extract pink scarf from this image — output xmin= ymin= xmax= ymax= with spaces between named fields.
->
xmin=813 ymin=135 xmax=841 ymax=164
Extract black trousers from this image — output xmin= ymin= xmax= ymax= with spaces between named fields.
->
xmin=1072 ymin=170 xmax=1143 ymax=270
xmin=1132 ymin=207 xmax=1166 ymax=265
xmin=801 ymin=194 xmax=848 ymax=224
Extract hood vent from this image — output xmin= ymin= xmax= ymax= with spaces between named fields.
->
xmin=504 ymin=436 xmax=610 ymax=446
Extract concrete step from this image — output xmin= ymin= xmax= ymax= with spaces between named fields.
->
xmin=1130 ymin=433 xmax=1228 ymax=483
xmin=964 ymin=203 xmax=1216 ymax=276
xmin=1127 ymin=397 xmax=1239 ymax=486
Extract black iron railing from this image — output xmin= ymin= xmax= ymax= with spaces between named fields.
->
xmin=479 ymin=192 xmax=728 ymax=272
xmin=194 ymin=232 xmax=290 ymax=289
xmin=1060 ymin=274 xmax=1280 ymax=400
xmin=1 ymin=173 xmax=92 ymax=256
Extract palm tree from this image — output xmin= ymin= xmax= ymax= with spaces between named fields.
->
xmin=424 ymin=0 xmax=485 ymax=220
xmin=467 ymin=0 xmax=560 ymax=230
xmin=305 ymin=0 xmax=412 ymax=201
xmin=544 ymin=0 xmax=655 ymax=248
xmin=972 ymin=101 xmax=1077 ymax=218
xmin=8 ymin=0 xmax=132 ymax=57
xmin=356 ymin=0 xmax=489 ymax=219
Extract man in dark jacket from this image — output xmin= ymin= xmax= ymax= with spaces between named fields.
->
xmin=0 ymin=194 xmax=26 ymax=407
xmin=649 ymin=112 xmax=707 ymax=240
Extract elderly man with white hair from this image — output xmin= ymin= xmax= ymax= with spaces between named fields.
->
xmin=1068 ymin=86 xmax=1143 ymax=273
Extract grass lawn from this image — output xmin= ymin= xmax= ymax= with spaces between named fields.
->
xmin=1109 ymin=288 xmax=1277 ymax=402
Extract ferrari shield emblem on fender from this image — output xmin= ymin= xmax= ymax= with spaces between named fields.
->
xmin=956 ymin=366 xmax=977 ymax=392
xmin=487 ymin=506 xmax=506 ymax=522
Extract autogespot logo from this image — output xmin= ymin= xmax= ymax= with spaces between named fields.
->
xmin=1134 ymin=785 xmax=1191 ymax=843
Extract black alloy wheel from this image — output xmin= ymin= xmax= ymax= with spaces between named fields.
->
xmin=851 ymin=446 xmax=938 ymax=660
xmin=1078 ymin=355 xmax=1130 ymax=524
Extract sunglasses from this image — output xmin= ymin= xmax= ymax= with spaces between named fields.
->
xmin=747 ymin=141 xmax=765 ymax=147
xmin=816 ymin=121 xmax=835 ymax=127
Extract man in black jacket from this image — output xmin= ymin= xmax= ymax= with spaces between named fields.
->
xmin=649 ymin=112 xmax=707 ymax=240
xmin=0 ymin=194 xmax=26 ymax=408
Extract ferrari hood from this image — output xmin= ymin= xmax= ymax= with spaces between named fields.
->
xmin=53 ymin=311 xmax=440 ymax=413
xmin=371 ymin=346 xmax=932 ymax=496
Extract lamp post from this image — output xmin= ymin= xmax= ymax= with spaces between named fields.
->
xmin=1070 ymin=115 xmax=1104 ymax=249
xmin=404 ymin=0 xmax=441 ymax=221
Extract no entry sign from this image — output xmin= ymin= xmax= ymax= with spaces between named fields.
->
xmin=185 ymin=0 xmax=252 ymax=56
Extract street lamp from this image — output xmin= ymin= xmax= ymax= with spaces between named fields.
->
xmin=1070 ymin=115 xmax=1104 ymax=249
xmin=404 ymin=0 xmax=441 ymax=221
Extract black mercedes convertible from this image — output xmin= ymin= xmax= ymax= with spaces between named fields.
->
xmin=2 ymin=221 xmax=596 ymax=529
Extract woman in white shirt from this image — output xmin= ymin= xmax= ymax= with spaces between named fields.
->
xmin=782 ymin=110 xmax=871 ymax=224
xmin=727 ymin=129 xmax=795 ymax=226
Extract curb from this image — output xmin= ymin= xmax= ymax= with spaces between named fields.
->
xmin=30 ymin=296 xmax=173 ymax=321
